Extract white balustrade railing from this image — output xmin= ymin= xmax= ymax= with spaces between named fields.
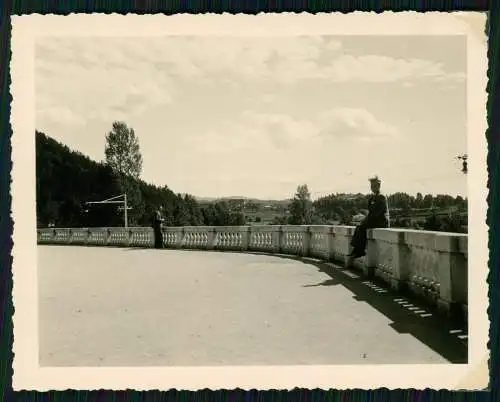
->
xmin=37 ymin=225 xmax=468 ymax=319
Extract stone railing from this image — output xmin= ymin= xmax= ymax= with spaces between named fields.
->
xmin=37 ymin=225 xmax=468 ymax=320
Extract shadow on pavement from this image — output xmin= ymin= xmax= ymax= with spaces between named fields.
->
xmin=253 ymin=253 xmax=468 ymax=364
xmin=121 ymin=246 xmax=467 ymax=363
xmin=303 ymin=278 xmax=340 ymax=287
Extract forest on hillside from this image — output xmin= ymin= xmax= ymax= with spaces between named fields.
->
xmin=36 ymin=130 xmax=244 ymax=228
xmin=36 ymin=124 xmax=468 ymax=233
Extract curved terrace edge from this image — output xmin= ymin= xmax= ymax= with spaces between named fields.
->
xmin=38 ymin=225 xmax=468 ymax=322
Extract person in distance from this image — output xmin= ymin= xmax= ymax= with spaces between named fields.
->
xmin=152 ymin=206 xmax=165 ymax=249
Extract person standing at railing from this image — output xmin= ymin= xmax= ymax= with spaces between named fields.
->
xmin=348 ymin=176 xmax=389 ymax=259
xmin=151 ymin=206 xmax=165 ymax=249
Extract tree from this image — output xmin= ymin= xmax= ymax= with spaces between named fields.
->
xmin=415 ymin=192 xmax=424 ymax=209
xmin=214 ymin=202 xmax=231 ymax=226
xmin=173 ymin=194 xmax=191 ymax=226
xmin=104 ymin=121 xmax=143 ymax=179
xmin=455 ymin=195 xmax=467 ymax=210
xmin=183 ymin=194 xmax=204 ymax=225
xmin=104 ymin=122 xmax=144 ymax=224
xmin=288 ymin=184 xmax=313 ymax=225
xmin=388 ymin=192 xmax=412 ymax=211
xmin=230 ymin=212 xmax=245 ymax=226
xmin=422 ymin=194 xmax=434 ymax=209
xmin=120 ymin=175 xmax=144 ymax=225
xmin=424 ymin=213 xmax=441 ymax=231
xmin=441 ymin=212 xmax=464 ymax=233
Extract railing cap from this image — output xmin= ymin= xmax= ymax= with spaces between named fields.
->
xmin=434 ymin=233 xmax=465 ymax=253
xmin=369 ymin=228 xmax=405 ymax=243
xmin=281 ymin=225 xmax=310 ymax=233
xmin=332 ymin=226 xmax=355 ymax=236
xmin=308 ymin=225 xmax=333 ymax=234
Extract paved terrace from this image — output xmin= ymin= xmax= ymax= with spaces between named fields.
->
xmin=38 ymin=225 xmax=468 ymax=366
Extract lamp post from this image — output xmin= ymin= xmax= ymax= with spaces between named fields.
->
xmin=457 ymin=154 xmax=468 ymax=174
xmin=85 ymin=194 xmax=132 ymax=228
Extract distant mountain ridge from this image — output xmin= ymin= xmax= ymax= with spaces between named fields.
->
xmin=194 ymin=195 xmax=292 ymax=204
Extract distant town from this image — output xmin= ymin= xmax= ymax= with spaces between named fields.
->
xmin=193 ymin=195 xmax=467 ymax=232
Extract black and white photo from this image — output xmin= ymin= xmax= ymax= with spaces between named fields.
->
xmin=10 ymin=12 xmax=489 ymax=391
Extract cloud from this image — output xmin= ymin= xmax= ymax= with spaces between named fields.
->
xmin=35 ymin=36 xmax=464 ymax=132
xmin=35 ymin=39 xmax=173 ymax=125
xmin=192 ymin=111 xmax=316 ymax=155
xmin=32 ymin=34 xmax=466 ymax=198
xmin=194 ymin=107 xmax=397 ymax=155
xmin=147 ymin=36 xmax=336 ymax=83
xmin=317 ymin=107 xmax=399 ymax=141
xmin=325 ymin=55 xmax=465 ymax=84
xmin=37 ymin=36 xmax=463 ymax=85
xmin=135 ymin=36 xmax=463 ymax=85
xmin=239 ymin=111 xmax=318 ymax=148
xmin=171 ymin=37 xmax=460 ymax=85
xmin=37 ymin=106 xmax=87 ymax=126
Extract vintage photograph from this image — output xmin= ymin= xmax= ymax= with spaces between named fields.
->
xmin=35 ymin=33 xmax=470 ymax=366
xmin=11 ymin=13 xmax=489 ymax=391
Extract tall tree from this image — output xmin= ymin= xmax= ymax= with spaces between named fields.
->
xmin=104 ymin=122 xmax=144 ymax=223
xmin=104 ymin=121 xmax=143 ymax=179
xmin=288 ymin=184 xmax=313 ymax=225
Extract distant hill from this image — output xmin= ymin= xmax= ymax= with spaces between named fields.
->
xmin=195 ymin=196 xmax=292 ymax=205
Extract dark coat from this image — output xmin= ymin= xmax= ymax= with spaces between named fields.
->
xmin=351 ymin=193 xmax=389 ymax=256
xmin=362 ymin=193 xmax=389 ymax=229
xmin=152 ymin=210 xmax=164 ymax=229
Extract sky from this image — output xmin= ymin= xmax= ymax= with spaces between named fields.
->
xmin=35 ymin=35 xmax=468 ymax=200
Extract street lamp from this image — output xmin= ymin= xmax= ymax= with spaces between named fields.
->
xmin=85 ymin=194 xmax=132 ymax=228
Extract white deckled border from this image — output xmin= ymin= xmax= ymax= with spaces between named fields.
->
xmin=10 ymin=12 xmax=489 ymax=391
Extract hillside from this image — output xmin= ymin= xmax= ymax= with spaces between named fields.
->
xmin=36 ymin=131 xmax=204 ymax=228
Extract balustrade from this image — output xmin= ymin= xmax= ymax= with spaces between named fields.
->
xmin=37 ymin=224 xmax=468 ymax=320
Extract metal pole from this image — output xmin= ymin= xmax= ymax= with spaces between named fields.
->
xmin=386 ymin=197 xmax=391 ymax=228
xmin=124 ymin=193 xmax=128 ymax=228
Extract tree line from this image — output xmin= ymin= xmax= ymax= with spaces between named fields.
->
xmin=285 ymin=184 xmax=467 ymax=233
xmin=36 ymin=121 xmax=467 ymax=233
xmin=36 ymin=127 xmax=243 ymax=228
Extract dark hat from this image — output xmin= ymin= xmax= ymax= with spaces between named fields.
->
xmin=369 ymin=176 xmax=381 ymax=184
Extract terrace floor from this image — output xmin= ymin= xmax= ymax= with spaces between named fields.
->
xmin=38 ymin=245 xmax=468 ymax=366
